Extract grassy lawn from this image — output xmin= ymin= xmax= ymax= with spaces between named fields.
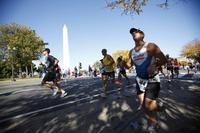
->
xmin=0 ymin=77 xmax=41 ymax=82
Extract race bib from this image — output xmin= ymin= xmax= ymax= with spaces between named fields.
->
xmin=136 ymin=76 xmax=148 ymax=92
xmin=148 ymin=74 xmax=160 ymax=83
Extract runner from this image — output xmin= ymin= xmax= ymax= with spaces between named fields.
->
xmin=40 ymin=56 xmax=47 ymax=79
xmin=166 ymin=57 xmax=174 ymax=82
xmin=88 ymin=65 xmax=93 ymax=77
xmin=116 ymin=56 xmax=130 ymax=85
xmin=157 ymin=66 xmax=165 ymax=77
xmin=125 ymin=28 xmax=167 ymax=132
xmin=187 ymin=62 xmax=195 ymax=74
xmin=100 ymin=49 xmax=122 ymax=98
xmin=41 ymin=48 xmax=67 ymax=98
xmin=55 ymin=64 xmax=62 ymax=81
xmin=74 ymin=66 xmax=78 ymax=78
xmin=93 ymin=67 xmax=97 ymax=77
xmin=173 ymin=58 xmax=180 ymax=78
xmin=157 ymin=57 xmax=165 ymax=77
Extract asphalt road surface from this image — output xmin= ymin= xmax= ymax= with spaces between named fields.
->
xmin=0 ymin=74 xmax=200 ymax=133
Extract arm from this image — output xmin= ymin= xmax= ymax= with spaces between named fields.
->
xmin=105 ymin=55 xmax=115 ymax=66
xmin=49 ymin=55 xmax=59 ymax=65
xmin=125 ymin=49 xmax=134 ymax=69
xmin=54 ymin=59 xmax=59 ymax=65
xmin=147 ymin=43 xmax=167 ymax=66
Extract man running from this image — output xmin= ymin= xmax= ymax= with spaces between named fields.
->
xmin=174 ymin=58 xmax=180 ymax=78
xmin=88 ymin=65 xmax=93 ymax=77
xmin=166 ymin=56 xmax=174 ymax=82
xmin=125 ymin=28 xmax=167 ymax=132
xmin=117 ymin=56 xmax=130 ymax=85
xmin=55 ymin=64 xmax=62 ymax=81
xmin=157 ymin=66 xmax=165 ymax=77
xmin=101 ymin=49 xmax=122 ymax=98
xmin=41 ymin=48 xmax=67 ymax=98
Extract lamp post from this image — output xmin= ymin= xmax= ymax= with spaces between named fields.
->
xmin=8 ymin=46 xmax=16 ymax=81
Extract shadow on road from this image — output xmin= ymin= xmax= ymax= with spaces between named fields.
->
xmin=0 ymin=77 xmax=200 ymax=133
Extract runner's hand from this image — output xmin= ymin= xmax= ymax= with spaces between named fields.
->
xmin=147 ymin=64 xmax=157 ymax=76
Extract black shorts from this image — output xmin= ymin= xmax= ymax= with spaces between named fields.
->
xmin=56 ymin=73 xmax=61 ymax=81
xmin=42 ymin=71 xmax=56 ymax=83
xmin=167 ymin=67 xmax=173 ymax=71
xmin=174 ymin=67 xmax=179 ymax=71
xmin=136 ymin=81 xmax=160 ymax=100
xmin=102 ymin=71 xmax=115 ymax=78
xmin=120 ymin=69 xmax=126 ymax=75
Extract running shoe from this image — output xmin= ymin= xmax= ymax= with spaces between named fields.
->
xmin=60 ymin=91 xmax=68 ymax=98
xmin=52 ymin=88 xmax=58 ymax=96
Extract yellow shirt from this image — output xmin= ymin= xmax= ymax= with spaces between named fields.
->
xmin=102 ymin=55 xmax=115 ymax=72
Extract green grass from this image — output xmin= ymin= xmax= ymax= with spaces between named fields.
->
xmin=0 ymin=77 xmax=41 ymax=82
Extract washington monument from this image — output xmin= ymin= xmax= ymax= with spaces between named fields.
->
xmin=63 ymin=24 xmax=70 ymax=71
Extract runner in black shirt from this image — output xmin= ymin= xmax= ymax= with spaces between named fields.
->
xmin=41 ymin=48 xmax=67 ymax=97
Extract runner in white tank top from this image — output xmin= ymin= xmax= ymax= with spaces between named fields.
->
xmin=125 ymin=28 xmax=167 ymax=132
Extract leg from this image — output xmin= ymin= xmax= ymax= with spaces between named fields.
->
xmin=144 ymin=98 xmax=158 ymax=126
xmin=118 ymin=72 xmax=122 ymax=82
xmin=41 ymin=81 xmax=54 ymax=89
xmin=41 ymin=73 xmax=54 ymax=90
xmin=107 ymin=71 xmax=122 ymax=88
xmin=138 ymin=93 xmax=145 ymax=106
xmin=167 ymin=70 xmax=170 ymax=81
xmin=136 ymin=81 xmax=145 ymax=109
xmin=122 ymin=73 xmax=130 ymax=84
xmin=53 ymin=81 xmax=63 ymax=92
xmin=53 ymin=80 xmax=67 ymax=97
xmin=102 ymin=74 xmax=109 ymax=96
xmin=161 ymin=69 xmax=165 ymax=77
xmin=171 ymin=69 xmax=174 ymax=79
xmin=144 ymin=83 xmax=160 ymax=128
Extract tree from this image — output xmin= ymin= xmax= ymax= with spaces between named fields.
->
xmin=0 ymin=23 xmax=45 ymax=78
xmin=181 ymin=39 xmax=200 ymax=63
xmin=112 ymin=49 xmax=129 ymax=62
xmin=0 ymin=61 xmax=11 ymax=78
xmin=106 ymin=0 xmax=186 ymax=15
xmin=93 ymin=60 xmax=102 ymax=70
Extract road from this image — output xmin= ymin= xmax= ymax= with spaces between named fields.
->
xmin=0 ymin=73 xmax=200 ymax=133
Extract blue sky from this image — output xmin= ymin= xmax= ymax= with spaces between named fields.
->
xmin=0 ymin=0 xmax=200 ymax=69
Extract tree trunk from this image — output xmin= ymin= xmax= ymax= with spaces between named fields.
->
xmin=19 ymin=67 xmax=22 ymax=78
xmin=26 ymin=66 xmax=28 ymax=78
xmin=31 ymin=64 xmax=33 ymax=77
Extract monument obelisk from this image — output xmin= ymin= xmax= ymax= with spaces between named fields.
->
xmin=63 ymin=24 xmax=70 ymax=71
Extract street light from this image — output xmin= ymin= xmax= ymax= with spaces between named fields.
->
xmin=8 ymin=46 xmax=16 ymax=81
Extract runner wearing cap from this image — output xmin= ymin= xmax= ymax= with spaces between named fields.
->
xmin=41 ymin=48 xmax=67 ymax=98
xmin=126 ymin=28 xmax=167 ymax=132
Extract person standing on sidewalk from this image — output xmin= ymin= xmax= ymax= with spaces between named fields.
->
xmin=125 ymin=28 xmax=167 ymax=132
xmin=41 ymin=48 xmax=67 ymax=98
xmin=74 ymin=66 xmax=78 ymax=78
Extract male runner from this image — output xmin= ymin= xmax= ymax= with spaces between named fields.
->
xmin=166 ymin=56 xmax=174 ymax=82
xmin=174 ymin=58 xmax=180 ymax=78
xmin=101 ymin=49 xmax=122 ymax=98
xmin=41 ymin=48 xmax=67 ymax=98
xmin=125 ymin=28 xmax=167 ymax=132
xmin=117 ymin=56 xmax=130 ymax=84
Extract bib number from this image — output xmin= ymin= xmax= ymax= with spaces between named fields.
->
xmin=136 ymin=76 xmax=148 ymax=92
